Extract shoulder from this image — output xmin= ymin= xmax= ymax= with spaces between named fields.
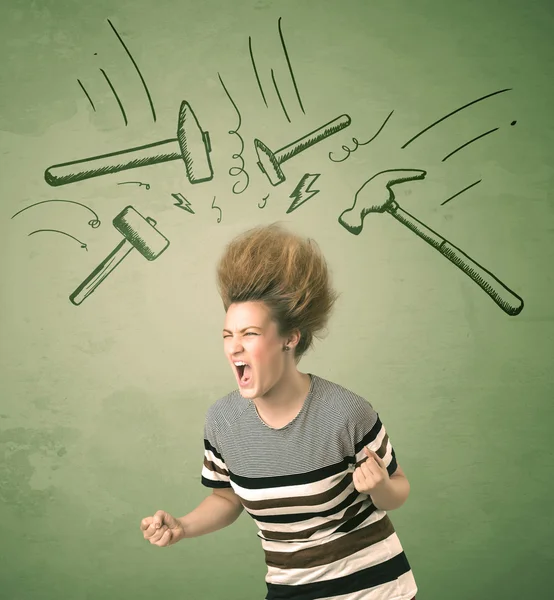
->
xmin=205 ymin=389 xmax=249 ymax=431
xmin=312 ymin=375 xmax=377 ymax=424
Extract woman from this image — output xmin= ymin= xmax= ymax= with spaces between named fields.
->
xmin=140 ymin=223 xmax=418 ymax=600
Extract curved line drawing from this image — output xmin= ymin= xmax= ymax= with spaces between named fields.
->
xmin=117 ymin=181 xmax=151 ymax=190
xmin=401 ymin=88 xmax=511 ymax=148
xmin=11 ymin=199 xmax=101 ymax=228
xmin=249 ymin=36 xmax=268 ymax=108
xmin=338 ymin=168 xmax=523 ymax=316
xmin=441 ymin=180 xmax=482 ymax=206
xmin=77 ymin=79 xmax=96 ymax=111
xmin=100 ymin=68 xmax=128 ymax=126
xmin=218 ymin=73 xmax=250 ymax=194
xmin=442 ymin=128 xmax=498 ymax=162
xmin=107 ymin=18 xmax=156 ymax=122
xmin=271 ymin=69 xmax=291 ymax=123
xmin=211 ymin=196 xmax=222 ymax=223
xmin=258 ymin=194 xmax=270 ymax=209
xmin=28 ymin=229 xmax=88 ymax=250
xmin=329 ymin=110 xmax=394 ymax=163
xmin=277 ymin=17 xmax=305 ymax=114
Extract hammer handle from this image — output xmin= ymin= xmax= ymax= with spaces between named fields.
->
xmin=387 ymin=203 xmax=524 ymax=315
xmin=70 ymin=238 xmax=134 ymax=305
xmin=45 ymin=139 xmax=181 ymax=186
xmin=275 ymin=114 xmax=351 ymax=164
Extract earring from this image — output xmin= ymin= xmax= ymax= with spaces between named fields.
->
xmin=283 ymin=345 xmax=290 ymax=351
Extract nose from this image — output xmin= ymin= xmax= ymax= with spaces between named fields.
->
xmin=228 ymin=335 xmax=244 ymax=356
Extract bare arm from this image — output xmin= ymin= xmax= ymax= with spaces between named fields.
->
xmin=176 ymin=487 xmax=244 ymax=540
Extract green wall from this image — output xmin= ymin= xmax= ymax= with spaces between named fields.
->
xmin=1 ymin=1 xmax=552 ymax=598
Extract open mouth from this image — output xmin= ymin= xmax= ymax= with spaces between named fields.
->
xmin=234 ymin=361 xmax=252 ymax=386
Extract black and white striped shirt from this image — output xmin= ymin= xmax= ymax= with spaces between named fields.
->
xmin=201 ymin=374 xmax=418 ymax=600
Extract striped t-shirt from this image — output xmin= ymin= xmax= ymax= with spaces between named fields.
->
xmin=201 ymin=374 xmax=418 ymax=600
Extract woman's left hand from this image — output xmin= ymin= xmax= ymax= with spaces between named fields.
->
xmin=352 ymin=446 xmax=390 ymax=494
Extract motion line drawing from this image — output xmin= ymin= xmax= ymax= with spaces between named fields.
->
xmin=69 ymin=206 xmax=169 ymax=306
xmin=338 ymin=169 xmax=524 ymax=316
xmin=45 ymin=101 xmax=213 ymax=187
xmin=255 ymin=114 xmax=351 ymax=186
xmin=11 ymin=199 xmax=101 ymax=228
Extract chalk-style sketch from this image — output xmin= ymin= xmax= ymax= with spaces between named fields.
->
xmin=338 ymin=169 xmax=524 ymax=316
xmin=77 ymin=79 xmax=96 ymax=111
xmin=44 ymin=100 xmax=213 ymax=187
xmin=249 ymin=36 xmax=268 ymax=108
xmin=255 ymin=114 xmax=351 ymax=186
xmin=443 ymin=127 xmax=498 ymax=162
xmin=69 ymin=205 xmax=169 ymax=306
xmin=107 ymin=19 xmax=156 ymax=122
xmin=218 ymin=73 xmax=250 ymax=194
xmin=172 ymin=193 xmax=195 ymax=214
xmin=99 ymin=68 xmax=128 ymax=126
xmin=441 ymin=180 xmax=482 ymax=206
xmin=401 ymin=88 xmax=512 ymax=149
xmin=11 ymin=199 xmax=101 ymax=229
xmin=271 ymin=68 xmax=291 ymax=123
xmin=329 ymin=110 xmax=394 ymax=163
xmin=28 ymin=229 xmax=88 ymax=251
xmin=247 ymin=17 xmax=305 ymax=116
xmin=286 ymin=173 xmax=320 ymax=213
xmin=211 ymin=197 xmax=222 ymax=223
xmin=117 ymin=181 xmax=150 ymax=190
xmin=277 ymin=17 xmax=305 ymax=115
xmin=258 ymin=194 xmax=270 ymax=209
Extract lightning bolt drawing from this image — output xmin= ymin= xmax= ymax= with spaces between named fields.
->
xmin=171 ymin=193 xmax=195 ymax=214
xmin=286 ymin=173 xmax=321 ymax=214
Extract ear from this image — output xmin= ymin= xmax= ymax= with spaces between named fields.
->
xmin=285 ymin=329 xmax=302 ymax=349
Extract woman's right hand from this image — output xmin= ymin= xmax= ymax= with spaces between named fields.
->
xmin=140 ymin=510 xmax=185 ymax=547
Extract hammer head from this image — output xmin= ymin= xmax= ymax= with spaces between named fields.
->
xmin=254 ymin=138 xmax=285 ymax=186
xmin=113 ymin=206 xmax=170 ymax=260
xmin=176 ymin=100 xmax=214 ymax=184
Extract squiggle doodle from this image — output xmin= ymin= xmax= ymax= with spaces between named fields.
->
xmin=28 ymin=229 xmax=88 ymax=251
xmin=258 ymin=194 xmax=270 ymax=209
xmin=218 ymin=73 xmax=250 ymax=194
xmin=11 ymin=199 xmax=101 ymax=228
xmin=117 ymin=181 xmax=151 ymax=190
xmin=212 ymin=196 xmax=222 ymax=223
xmin=329 ymin=110 xmax=394 ymax=163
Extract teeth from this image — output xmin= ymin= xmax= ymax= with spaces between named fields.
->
xmin=234 ymin=361 xmax=247 ymax=366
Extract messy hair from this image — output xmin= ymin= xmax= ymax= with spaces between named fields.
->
xmin=216 ymin=222 xmax=339 ymax=360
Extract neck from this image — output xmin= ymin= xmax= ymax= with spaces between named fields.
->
xmin=256 ymin=365 xmax=311 ymax=415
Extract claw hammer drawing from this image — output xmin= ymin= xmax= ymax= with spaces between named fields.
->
xmin=338 ymin=169 xmax=524 ymax=316
xmin=70 ymin=206 xmax=170 ymax=305
xmin=255 ymin=114 xmax=351 ymax=186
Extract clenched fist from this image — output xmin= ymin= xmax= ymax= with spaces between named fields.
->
xmin=352 ymin=447 xmax=390 ymax=495
xmin=140 ymin=510 xmax=185 ymax=547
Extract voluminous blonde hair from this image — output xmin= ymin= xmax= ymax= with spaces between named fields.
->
xmin=216 ymin=222 xmax=339 ymax=360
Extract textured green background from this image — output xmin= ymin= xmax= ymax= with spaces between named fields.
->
xmin=1 ymin=1 xmax=552 ymax=599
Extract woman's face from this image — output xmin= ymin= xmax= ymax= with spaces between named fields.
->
xmin=223 ymin=301 xmax=289 ymax=400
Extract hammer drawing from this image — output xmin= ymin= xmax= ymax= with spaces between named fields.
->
xmin=338 ymin=169 xmax=524 ymax=316
xmin=255 ymin=114 xmax=351 ymax=186
xmin=69 ymin=205 xmax=170 ymax=306
xmin=45 ymin=101 xmax=213 ymax=187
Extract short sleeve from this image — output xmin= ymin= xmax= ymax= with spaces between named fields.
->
xmin=201 ymin=407 xmax=232 ymax=488
xmin=348 ymin=396 xmax=399 ymax=478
